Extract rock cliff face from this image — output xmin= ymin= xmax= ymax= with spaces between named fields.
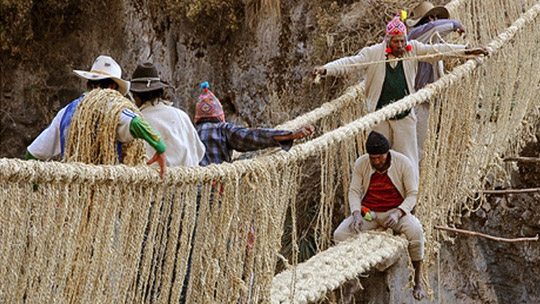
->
xmin=1 ymin=1 xmax=537 ymax=303
xmin=0 ymin=0 xmax=340 ymax=158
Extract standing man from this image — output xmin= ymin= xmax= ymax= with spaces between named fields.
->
xmin=194 ymin=82 xmax=314 ymax=166
xmin=313 ymin=13 xmax=487 ymax=175
xmin=26 ymin=55 xmax=166 ymax=178
xmin=130 ymin=62 xmax=205 ymax=167
xmin=407 ymin=2 xmax=467 ymax=162
xmin=333 ymin=131 xmax=425 ymax=300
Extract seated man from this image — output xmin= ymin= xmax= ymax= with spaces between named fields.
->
xmin=334 ymin=131 xmax=425 ymax=300
xmin=194 ymin=82 xmax=314 ymax=166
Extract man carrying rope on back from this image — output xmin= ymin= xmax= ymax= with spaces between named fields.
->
xmin=313 ymin=12 xmax=487 ymax=176
xmin=407 ymin=2 xmax=467 ymax=164
xmin=334 ymin=131 xmax=425 ymax=300
xmin=26 ymin=55 xmax=167 ymax=178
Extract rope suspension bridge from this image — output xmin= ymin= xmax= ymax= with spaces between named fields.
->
xmin=1 ymin=0 xmax=539 ymax=303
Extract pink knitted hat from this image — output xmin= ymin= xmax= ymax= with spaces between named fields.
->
xmin=195 ymin=81 xmax=226 ymax=124
xmin=386 ymin=12 xmax=408 ymax=37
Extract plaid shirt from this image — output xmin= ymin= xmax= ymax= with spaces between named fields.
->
xmin=196 ymin=122 xmax=293 ymax=166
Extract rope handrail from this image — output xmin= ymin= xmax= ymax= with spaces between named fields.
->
xmin=1 ymin=1 xmax=539 ymax=303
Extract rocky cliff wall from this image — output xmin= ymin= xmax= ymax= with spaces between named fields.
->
xmin=1 ymin=0 xmax=437 ymax=158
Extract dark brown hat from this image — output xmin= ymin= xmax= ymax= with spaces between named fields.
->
xmin=130 ymin=62 xmax=170 ymax=93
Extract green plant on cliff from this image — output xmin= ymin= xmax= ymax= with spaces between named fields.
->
xmin=166 ymin=0 xmax=244 ymax=31
xmin=147 ymin=0 xmax=279 ymax=41
xmin=1 ymin=0 xmax=33 ymax=54
xmin=1 ymin=0 xmax=87 ymax=56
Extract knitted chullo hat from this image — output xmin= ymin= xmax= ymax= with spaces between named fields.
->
xmin=195 ymin=81 xmax=226 ymax=124
xmin=366 ymin=131 xmax=390 ymax=155
xmin=386 ymin=11 xmax=408 ymax=39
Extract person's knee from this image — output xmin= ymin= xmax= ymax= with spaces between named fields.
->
xmin=400 ymin=216 xmax=424 ymax=242
xmin=408 ymin=224 xmax=424 ymax=243
xmin=333 ymin=228 xmax=348 ymax=243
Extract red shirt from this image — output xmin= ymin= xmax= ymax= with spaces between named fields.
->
xmin=362 ymin=171 xmax=403 ymax=212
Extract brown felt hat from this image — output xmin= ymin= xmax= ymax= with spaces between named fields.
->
xmin=406 ymin=2 xmax=450 ymax=27
xmin=130 ymin=62 xmax=170 ymax=93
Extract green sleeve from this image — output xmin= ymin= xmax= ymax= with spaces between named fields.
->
xmin=129 ymin=116 xmax=166 ymax=154
xmin=25 ymin=150 xmax=38 ymax=160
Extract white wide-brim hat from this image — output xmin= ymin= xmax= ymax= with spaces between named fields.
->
xmin=73 ymin=55 xmax=130 ymax=96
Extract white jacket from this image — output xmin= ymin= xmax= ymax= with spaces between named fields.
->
xmin=323 ymin=40 xmax=465 ymax=113
xmin=348 ymin=150 xmax=418 ymax=215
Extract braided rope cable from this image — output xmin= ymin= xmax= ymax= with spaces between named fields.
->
xmin=1 ymin=1 xmax=539 ymax=303
xmin=270 ymin=231 xmax=408 ymax=304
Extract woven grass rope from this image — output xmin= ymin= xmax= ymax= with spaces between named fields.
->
xmin=1 ymin=0 xmax=539 ymax=303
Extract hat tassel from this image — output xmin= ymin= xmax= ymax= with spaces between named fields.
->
xmin=201 ymin=81 xmax=210 ymax=93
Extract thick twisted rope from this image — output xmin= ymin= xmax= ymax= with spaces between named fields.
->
xmin=270 ymin=231 xmax=408 ymax=304
xmin=1 ymin=1 xmax=539 ymax=303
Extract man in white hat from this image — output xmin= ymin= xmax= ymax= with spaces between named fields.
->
xmin=407 ymin=2 xmax=467 ymax=164
xmin=130 ymin=62 xmax=205 ymax=167
xmin=26 ymin=55 xmax=167 ymax=177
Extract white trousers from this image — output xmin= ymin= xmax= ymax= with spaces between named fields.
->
xmin=414 ymin=103 xmax=430 ymax=164
xmin=333 ymin=209 xmax=425 ymax=261
xmin=373 ymin=113 xmax=419 ymax=178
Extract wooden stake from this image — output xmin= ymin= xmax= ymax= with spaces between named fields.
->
xmin=435 ymin=226 xmax=539 ymax=243
xmin=480 ymin=188 xmax=540 ymax=194
xmin=503 ymin=156 xmax=540 ymax=163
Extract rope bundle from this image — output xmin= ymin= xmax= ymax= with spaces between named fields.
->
xmin=271 ymin=231 xmax=408 ymax=304
xmin=64 ymin=88 xmax=146 ymax=165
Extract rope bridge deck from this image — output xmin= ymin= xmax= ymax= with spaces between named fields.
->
xmin=271 ymin=231 xmax=408 ymax=304
xmin=1 ymin=0 xmax=539 ymax=303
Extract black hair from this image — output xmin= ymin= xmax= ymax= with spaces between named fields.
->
xmin=416 ymin=15 xmax=433 ymax=27
xmin=87 ymin=78 xmax=118 ymax=89
xmin=195 ymin=117 xmax=222 ymax=126
xmin=132 ymin=89 xmax=164 ymax=103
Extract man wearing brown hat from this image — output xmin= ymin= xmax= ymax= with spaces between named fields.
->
xmin=313 ymin=14 xmax=487 ymax=178
xmin=407 ymin=1 xmax=467 ymax=163
xmin=333 ymin=131 xmax=425 ymax=300
xmin=130 ymin=62 xmax=205 ymax=167
xmin=26 ymin=55 xmax=167 ymax=177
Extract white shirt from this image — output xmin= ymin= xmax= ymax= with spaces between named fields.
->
xmin=27 ymin=96 xmax=135 ymax=160
xmin=140 ymin=100 xmax=205 ymax=167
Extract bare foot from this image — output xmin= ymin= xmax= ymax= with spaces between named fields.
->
xmin=413 ymin=281 xmax=425 ymax=300
xmin=340 ymin=279 xmax=361 ymax=304
xmin=412 ymin=260 xmax=425 ymax=300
